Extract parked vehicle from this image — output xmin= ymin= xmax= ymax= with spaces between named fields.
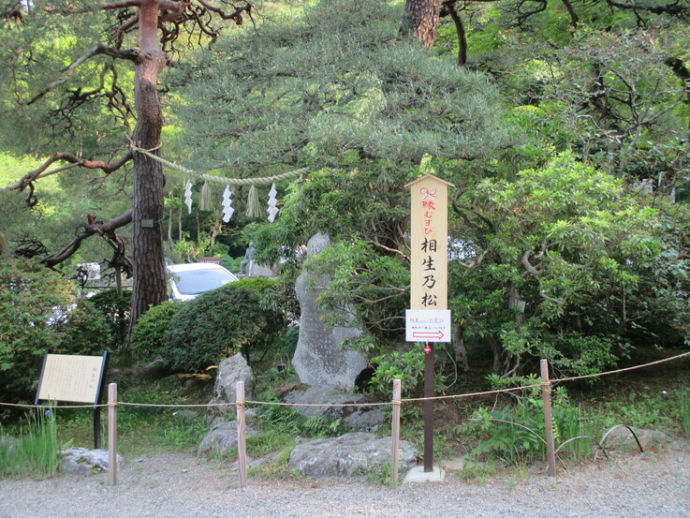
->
xmin=167 ymin=262 xmax=239 ymax=301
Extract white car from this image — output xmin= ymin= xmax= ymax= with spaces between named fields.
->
xmin=167 ymin=262 xmax=239 ymax=301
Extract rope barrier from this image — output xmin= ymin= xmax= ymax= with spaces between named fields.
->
xmin=552 ymin=350 xmax=690 ymax=385
xmin=402 ymin=382 xmax=544 ymax=403
xmin=118 ymin=401 xmax=236 ymax=409
xmin=0 ymin=402 xmax=109 ymax=409
xmin=2 ymin=351 xmax=687 ymax=411
xmin=244 ymin=400 xmax=392 ymax=408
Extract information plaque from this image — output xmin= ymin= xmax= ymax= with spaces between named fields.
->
xmin=35 ymin=352 xmax=109 ymax=448
xmin=36 ymin=354 xmax=108 ymax=404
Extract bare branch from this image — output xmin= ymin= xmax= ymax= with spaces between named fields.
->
xmin=560 ymin=0 xmax=579 ymax=27
xmin=2 ymin=151 xmax=134 ymax=206
xmin=539 ymin=290 xmax=566 ymax=306
xmin=368 ymin=238 xmax=409 ymax=260
xmin=42 ymin=211 xmax=133 ymax=268
xmin=102 ymin=1 xmax=143 ymax=9
xmin=521 ymin=250 xmax=542 ymax=278
xmin=442 ymin=1 xmax=467 ymax=65
xmin=451 ymin=199 xmax=496 ymax=234
xmin=197 ymin=0 xmax=252 ymax=23
xmin=454 ymin=248 xmax=489 ymax=269
xmin=27 ymin=44 xmax=140 ymax=106
xmin=605 ymin=0 xmax=690 ymax=17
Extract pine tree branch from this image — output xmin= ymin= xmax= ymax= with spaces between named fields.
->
xmin=27 ymin=44 xmax=140 ymax=106
xmin=42 ymin=211 xmax=133 ymax=268
xmin=2 ymin=151 xmax=134 ymax=205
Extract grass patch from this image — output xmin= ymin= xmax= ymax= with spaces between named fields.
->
xmin=246 ymin=430 xmax=294 ymax=458
xmin=247 ymin=443 xmax=297 ymax=479
xmin=56 ymin=383 xmax=210 ymax=455
xmin=0 ymin=411 xmax=59 ymax=478
xmin=459 ymin=460 xmax=498 ymax=484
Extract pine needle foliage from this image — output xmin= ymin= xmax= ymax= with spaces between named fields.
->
xmin=174 ymin=0 xmax=511 ymax=174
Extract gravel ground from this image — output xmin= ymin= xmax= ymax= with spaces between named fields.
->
xmin=1 ymin=445 xmax=688 ymax=518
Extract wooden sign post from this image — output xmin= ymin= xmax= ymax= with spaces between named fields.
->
xmin=406 ymin=174 xmax=452 ymax=473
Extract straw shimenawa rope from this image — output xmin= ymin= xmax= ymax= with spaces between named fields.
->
xmin=130 ymin=143 xmax=307 ymax=186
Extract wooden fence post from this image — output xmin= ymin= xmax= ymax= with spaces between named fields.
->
xmin=107 ymin=382 xmax=118 ymax=486
xmin=236 ymin=381 xmax=248 ymax=488
xmin=540 ymin=359 xmax=557 ymax=476
xmin=391 ymin=379 xmax=402 ymax=487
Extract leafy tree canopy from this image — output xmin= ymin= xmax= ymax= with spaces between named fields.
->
xmin=451 ymin=152 xmax=690 ymax=375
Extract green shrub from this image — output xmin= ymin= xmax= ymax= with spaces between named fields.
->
xmin=369 ymin=350 xmax=425 ymax=396
xmin=0 ymin=258 xmax=75 ymax=412
xmin=159 ymin=278 xmax=287 ymax=372
xmin=131 ymin=301 xmax=183 ymax=362
xmin=88 ymin=288 xmax=132 ymax=348
xmin=469 ymin=387 xmax=593 ymax=466
xmin=56 ymin=300 xmax=112 ymax=356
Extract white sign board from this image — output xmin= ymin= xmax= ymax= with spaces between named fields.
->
xmin=405 ymin=309 xmax=452 ymax=343
xmin=36 ymin=354 xmax=107 ymax=404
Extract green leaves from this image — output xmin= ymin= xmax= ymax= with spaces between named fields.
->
xmin=452 ymin=152 xmax=690 ymax=375
xmin=0 ymin=257 xmax=75 ymax=408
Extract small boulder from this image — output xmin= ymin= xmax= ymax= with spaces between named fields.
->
xmin=283 ymin=385 xmax=385 ymax=431
xmin=197 ymin=420 xmax=258 ymax=457
xmin=289 ymin=432 xmax=417 ymax=478
xmin=206 ymin=353 xmax=253 ymax=420
xmin=601 ymin=425 xmax=672 ymax=451
xmin=59 ymin=448 xmax=122 ymax=476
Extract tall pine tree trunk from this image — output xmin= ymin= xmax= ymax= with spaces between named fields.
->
xmin=128 ymin=0 xmax=168 ymax=339
xmin=402 ymin=0 xmax=443 ymax=48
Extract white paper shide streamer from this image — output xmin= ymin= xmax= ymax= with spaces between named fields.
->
xmin=184 ymin=181 xmax=193 ymax=214
xmin=222 ymin=185 xmax=235 ymax=223
xmin=266 ymin=183 xmax=279 ymax=222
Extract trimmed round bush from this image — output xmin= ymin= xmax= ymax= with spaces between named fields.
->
xmin=131 ymin=300 xmax=183 ymax=362
xmin=162 ymin=278 xmax=287 ymax=372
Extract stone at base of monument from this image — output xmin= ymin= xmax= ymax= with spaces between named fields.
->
xmin=403 ymin=465 xmax=446 ymax=483
xmin=205 ymin=353 xmax=253 ymax=422
xmin=289 ymin=432 xmax=417 ymax=478
xmin=197 ymin=420 xmax=258 ymax=457
xmin=59 ymin=448 xmax=123 ymax=476
xmin=282 ymin=385 xmax=385 ymax=431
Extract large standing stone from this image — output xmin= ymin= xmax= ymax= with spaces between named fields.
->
xmin=289 ymin=432 xmax=417 ymax=478
xmin=292 ymin=233 xmax=367 ymax=389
